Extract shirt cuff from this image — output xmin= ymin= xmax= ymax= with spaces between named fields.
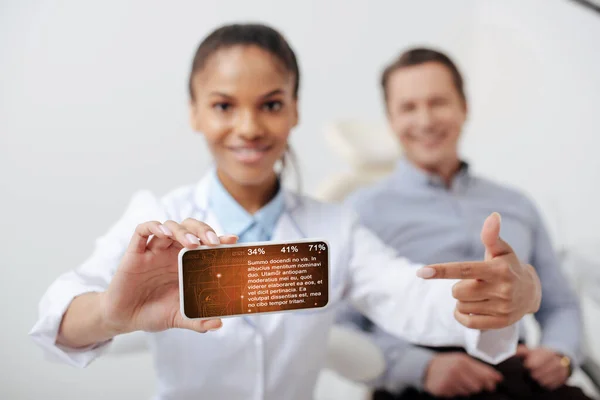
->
xmin=464 ymin=325 xmax=518 ymax=364
xmin=29 ymin=285 xmax=113 ymax=368
xmin=381 ymin=346 xmax=436 ymax=393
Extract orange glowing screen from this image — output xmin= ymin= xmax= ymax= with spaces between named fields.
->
xmin=179 ymin=240 xmax=329 ymax=319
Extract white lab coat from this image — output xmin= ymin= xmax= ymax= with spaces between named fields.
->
xmin=30 ymin=173 xmax=517 ymax=400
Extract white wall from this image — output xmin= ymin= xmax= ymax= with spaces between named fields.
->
xmin=464 ymin=0 xmax=600 ymax=248
xmin=464 ymin=0 xmax=600 ymax=362
xmin=1 ymin=0 xmax=598 ymax=399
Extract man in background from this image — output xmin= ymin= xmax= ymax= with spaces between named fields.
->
xmin=340 ymin=47 xmax=589 ymax=400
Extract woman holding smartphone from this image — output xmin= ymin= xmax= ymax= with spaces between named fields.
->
xmin=31 ymin=23 xmax=541 ymax=400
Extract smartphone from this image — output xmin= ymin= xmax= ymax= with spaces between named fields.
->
xmin=178 ymin=239 xmax=330 ymax=320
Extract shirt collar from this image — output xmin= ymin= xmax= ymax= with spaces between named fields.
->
xmin=392 ymin=157 xmax=471 ymax=191
xmin=207 ymin=170 xmax=285 ymax=238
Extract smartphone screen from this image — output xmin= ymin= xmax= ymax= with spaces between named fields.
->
xmin=179 ymin=239 xmax=329 ymax=319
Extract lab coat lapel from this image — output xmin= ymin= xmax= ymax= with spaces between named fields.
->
xmin=192 ymin=172 xmax=226 ymax=236
xmin=271 ymin=191 xmax=305 ymax=242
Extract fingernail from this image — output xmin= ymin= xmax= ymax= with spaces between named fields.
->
xmin=208 ymin=320 xmax=222 ymax=331
xmin=158 ymin=225 xmax=172 ymax=236
xmin=219 ymin=234 xmax=239 ymax=242
xmin=492 ymin=212 xmax=502 ymax=223
xmin=185 ymin=233 xmax=200 ymax=245
xmin=206 ymin=231 xmax=220 ymax=245
xmin=416 ymin=267 xmax=436 ymax=278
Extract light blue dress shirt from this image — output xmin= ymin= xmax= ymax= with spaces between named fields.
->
xmin=338 ymin=158 xmax=582 ymax=393
xmin=208 ymin=171 xmax=284 ymax=243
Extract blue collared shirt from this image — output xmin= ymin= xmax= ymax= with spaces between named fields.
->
xmin=208 ymin=171 xmax=284 ymax=243
xmin=338 ymin=158 xmax=582 ymax=392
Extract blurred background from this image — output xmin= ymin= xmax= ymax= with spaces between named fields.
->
xmin=1 ymin=0 xmax=599 ymax=398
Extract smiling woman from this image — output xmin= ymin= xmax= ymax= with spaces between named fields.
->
xmin=187 ymin=24 xmax=300 ymax=213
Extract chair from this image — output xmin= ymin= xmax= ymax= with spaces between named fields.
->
xmin=314 ymin=121 xmax=401 ymax=203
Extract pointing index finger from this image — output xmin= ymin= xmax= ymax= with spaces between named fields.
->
xmin=417 ymin=261 xmax=494 ymax=280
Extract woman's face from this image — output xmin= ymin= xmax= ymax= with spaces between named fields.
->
xmin=189 ymin=45 xmax=298 ymax=187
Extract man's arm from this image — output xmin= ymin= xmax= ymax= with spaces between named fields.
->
xmin=530 ymin=203 xmax=583 ymax=365
xmin=344 ymin=211 xmax=536 ymax=364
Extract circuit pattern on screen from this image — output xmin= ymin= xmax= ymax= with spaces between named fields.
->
xmin=181 ymin=241 xmax=329 ymax=318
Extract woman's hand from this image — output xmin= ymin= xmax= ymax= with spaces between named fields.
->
xmin=418 ymin=212 xmax=542 ymax=330
xmin=101 ymin=219 xmax=237 ymax=335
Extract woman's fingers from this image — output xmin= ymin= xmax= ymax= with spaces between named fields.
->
xmin=219 ymin=234 xmax=239 ymax=244
xmin=162 ymin=220 xmax=204 ymax=248
xmin=452 ymin=279 xmax=490 ymax=302
xmin=455 ymin=299 xmax=514 ymax=317
xmin=127 ymin=221 xmax=173 ymax=253
xmin=147 ymin=224 xmax=178 ymax=251
xmin=454 ymin=308 xmax=511 ymax=330
xmin=173 ymin=313 xmax=223 ymax=333
xmin=132 ymin=219 xmax=237 ymax=252
xmin=181 ymin=218 xmax=224 ymax=246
